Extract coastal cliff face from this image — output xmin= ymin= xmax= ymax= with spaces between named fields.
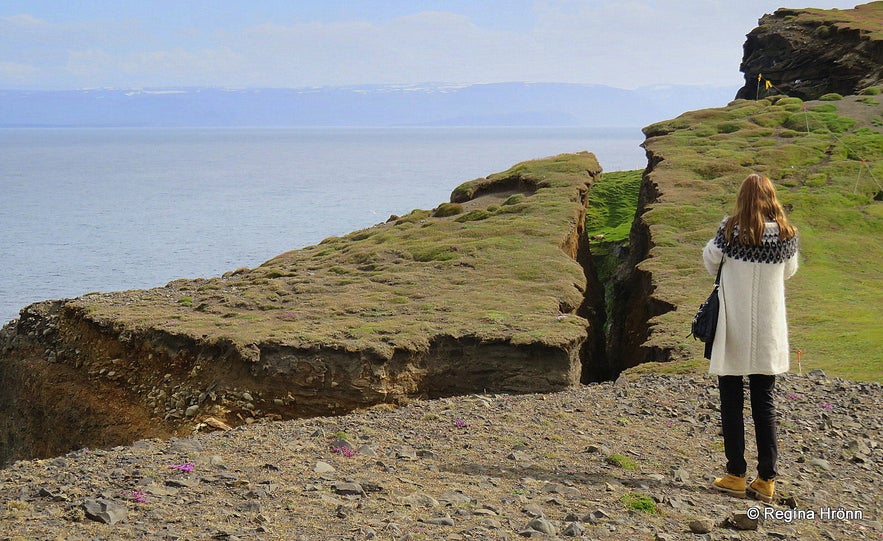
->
xmin=0 ymin=153 xmax=606 ymax=466
xmin=2 ymin=3 xmax=881 ymax=467
xmin=736 ymin=2 xmax=883 ymax=100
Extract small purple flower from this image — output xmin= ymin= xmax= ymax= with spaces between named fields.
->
xmin=168 ymin=462 xmax=196 ymax=472
xmin=332 ymin=446 xmax=357 ymax=457
xmin=454 ymin=419 xmax=467 ymax=428
xmin=786 ymin=393 xmax=801 ymax=400
xmin=121 ymin=490 xmax=148 ymax=503
xmin=820 ymin=402 xmax=834 ymax=410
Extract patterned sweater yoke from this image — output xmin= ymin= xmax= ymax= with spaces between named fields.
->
xmin=712 ymin=219 xmax=799 ymax=264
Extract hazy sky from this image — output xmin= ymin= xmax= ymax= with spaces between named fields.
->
xmin=0 ymin=1 xmax=864 ymax=90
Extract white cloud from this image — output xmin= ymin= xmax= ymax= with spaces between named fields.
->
xmin=0 ymin=60 xmax=42 ymax=82
xmin=524 ymin=1 xmax=751 ymax=87
xmin=0 ymin=1 xmax=867 ymax=89
xmin=0 ymin=14 xmax=149 ymax=87
xmin=224 ymin=12 xmax=508 ymax=87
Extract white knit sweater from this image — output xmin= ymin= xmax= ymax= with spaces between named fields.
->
xmin=702 ymin=218 xmax=799 ymax=376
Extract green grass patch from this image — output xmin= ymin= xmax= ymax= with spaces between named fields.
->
xmin=621 ymin=493 xmax=657 ymax=514
xmin=586 ymin=170 xmax=643 ymax=246
xmin=432 ymin=202 xmax=463 ymax=217
xmin=606 ymin=453 xmax=638 ymax=470
xmin=503 ymin=193 xmax=525 ymax=205
xmin=640 ymin=93 xmax=882 ymax=382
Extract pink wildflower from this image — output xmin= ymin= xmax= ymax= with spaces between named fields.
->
xmin=332 ymin=446 xmax=357 ymax=458
xmin=121 ymin=490 xmax=147 ymax=503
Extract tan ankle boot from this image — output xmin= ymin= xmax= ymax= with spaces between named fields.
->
xmin=712 ymin=473 xmax=746 ymax=498
xmin=748 ymin=477 xmax=775 ymax=503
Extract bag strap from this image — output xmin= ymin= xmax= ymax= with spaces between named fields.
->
xmin=714 ymin=256 xmax=725 ymax=286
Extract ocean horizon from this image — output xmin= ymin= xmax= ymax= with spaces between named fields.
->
xmin=0 ymin=126 xmax=647 ymax=324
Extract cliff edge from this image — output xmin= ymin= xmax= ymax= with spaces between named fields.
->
xmin=1 ymin=153 xmax=607 ymax=466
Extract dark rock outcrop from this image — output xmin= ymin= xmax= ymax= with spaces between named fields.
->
xmin=736 ymin=2 xmax=883 ymax=100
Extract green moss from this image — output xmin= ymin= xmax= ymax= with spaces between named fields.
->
xmin=716 ymin=121 xmax=742 ymax=134
xmin=502 ymin=193 xmax=525 ymax=206
xmin=806 ymin=173 xmax=828 ymax=187
xmin=606 ymin=453 xmax=638 ymax=470
xmin=432 ymin=202 xmax=463 ymax=217
xmin=693 ymin=158 xmax=743 ymax=180
xmin=783 ymin=111 xmax=856 ymax=133
xmin=819 ymin=93 xmax=843 ymax=101
xmin=621 ymin=493 xmax=657 ymax=514
xmin=454 ymin=210 xmax=492 ymax=222
xmin=409 ymin=246 xmax=457 ymax=262
xmin=751 ymin=111 xmax=792 ymax=127
xmin=810 ymin=103 xmax=838 ymax=113
xmin=586 ymin=170 xmax=642 ymax=245
xmin=450 ymin=182 xmax=476 ymax=203
xmin=395 ymin=209 xmax=432 ymax=225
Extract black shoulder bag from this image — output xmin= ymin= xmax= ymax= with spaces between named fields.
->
xmin=690 ymin=256 xmax=724 ymax=359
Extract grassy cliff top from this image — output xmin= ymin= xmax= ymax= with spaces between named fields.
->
xmin=641 ymin=92 xmax=883 ymax=381
xmin=71 ymin=152 xmax=602 ymax=359
xmin=777 ymin=2 xmax=883 ymax=39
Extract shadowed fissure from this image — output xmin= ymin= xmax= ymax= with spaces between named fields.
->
xmin=578 ymin=165 xmax=674 ymax=383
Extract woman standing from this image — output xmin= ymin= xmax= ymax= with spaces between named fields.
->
xmin=703 ymin=174 xmax=799 ymax=503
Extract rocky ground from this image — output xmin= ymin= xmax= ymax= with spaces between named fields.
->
xmin=0 ymin=369 xmax=880 ymax=541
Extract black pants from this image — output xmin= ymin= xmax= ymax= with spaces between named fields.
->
xmin=718 ymin=374 xmax=778 ymax=480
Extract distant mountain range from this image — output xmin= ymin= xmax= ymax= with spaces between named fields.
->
xmin=0 ymin=83 xmax=738 ymax=128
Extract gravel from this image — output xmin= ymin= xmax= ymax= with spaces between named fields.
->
xmin=0 ymin=371 xmax=879 ymax=540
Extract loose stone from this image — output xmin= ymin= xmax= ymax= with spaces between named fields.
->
xmin=81 ymin=498 xmax=127 ymax=525
xmin=527 ymin=516 xmax=557 ymax=535
xmin=688 ymin=518 xmax=715 ymax=534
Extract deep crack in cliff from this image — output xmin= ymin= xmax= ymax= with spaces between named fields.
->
xmin=0 ymin=153 xmax=675 ymax=467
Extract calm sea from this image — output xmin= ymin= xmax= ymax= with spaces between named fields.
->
xmin=0 ymin=127 xmax=646 ymax=324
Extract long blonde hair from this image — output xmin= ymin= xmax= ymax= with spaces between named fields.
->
xmin=725 ymin=174 xmax=796 ymax=245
